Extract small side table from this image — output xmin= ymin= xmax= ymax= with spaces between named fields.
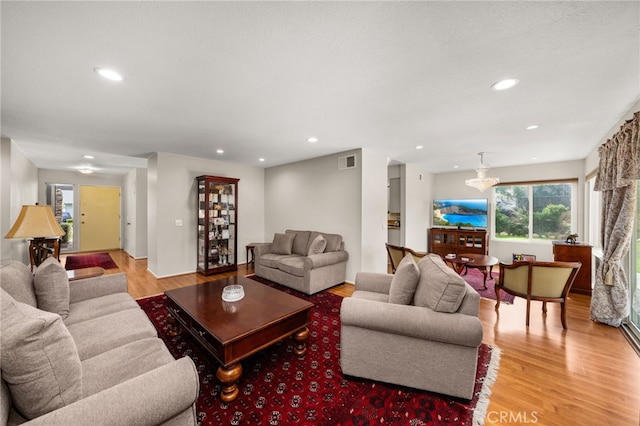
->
xmin=245 ymin=243 xmax=261 ymax=269
xmin=67 ymin=266 xmax=105 ymax=281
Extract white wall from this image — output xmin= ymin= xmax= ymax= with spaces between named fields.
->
xmin=148 ymin=152 xmax=265 ymax=278
xmin=0 ymin=139 xmax=39 ymax=263
xmin=0 ymin=139 xmax=11 ymax=261
xmin=147 ymin=155 xmax=159 ymax=274
xmin=124 ymin=168 xmax=148 ymax=259
xmin=361 ymin=148 xmax=388 ymax=274
xmin=403 ymin=164 xmax=433 ymax=252
xmin=265 ymin=149 xmax=363 ymax=281
xmin=434 ymin=160 xmax=584 ymax=263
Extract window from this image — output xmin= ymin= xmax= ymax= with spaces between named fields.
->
xmin=494 ymin=181 xmax=576 ymax=241
xmin=45 ymin=183 xmax=75 ymax=252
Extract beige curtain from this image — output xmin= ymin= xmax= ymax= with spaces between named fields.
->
xmin=592 ymin=111 xmax=640 ymax=327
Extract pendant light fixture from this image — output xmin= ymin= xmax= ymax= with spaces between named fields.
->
xmin=465 ymin=152 xmax=500 ymax=192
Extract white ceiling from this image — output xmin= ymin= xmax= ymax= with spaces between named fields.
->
xmin=2 ymin=1 xmax=639 ymax=175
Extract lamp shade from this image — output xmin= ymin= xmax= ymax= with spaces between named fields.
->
xmin=4 ymin=205 xmax=65 ymax=239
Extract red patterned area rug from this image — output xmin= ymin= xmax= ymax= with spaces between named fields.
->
xmin=138 ymin=279 xmax=501 ymax=425
xmin=64 ymin=252 xmax=118 ymax=270
xmin=462 ymin=267 xmax=515 ymax=304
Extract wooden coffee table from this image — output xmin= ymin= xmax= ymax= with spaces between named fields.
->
xmin=164 ymin=276 xmax=314 ymax=402
xmin=66 ymin=266 xmax=105 ymax=281
xmin=445 ymin=253 xmax=499 ymax=289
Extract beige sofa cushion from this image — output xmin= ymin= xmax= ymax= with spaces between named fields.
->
xmin=259 ymin=253 xmax=294 ymax=269
xmin=414 ymin=254 xmax=467 ymax=313
xmin=309 ymin=232 xmax=342 ymax=252
xmin=286 ymin=230 xmax=311 ymax=256
xmin=307 ymin=234 xmax=327 ymax=255
xmin=277 ymin=256 xmax=306 ymax=277
xmin=388 ymin=254 xmax=420 ymax=305
xmin=0 ymin=260 xmax=37 ymax=307
xmin=271 ymin=233 xmax=295 ymax=255
xmin=0 ymin=288 xmax=82 ymax=419
xmin=34 ymin=257 xmax=70 ymax=319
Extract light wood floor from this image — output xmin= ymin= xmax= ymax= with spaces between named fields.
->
xmin=65 ymin=250 xmax=640 ymax=425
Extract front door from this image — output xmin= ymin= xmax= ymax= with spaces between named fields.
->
xmin=79 ymin=185 xmax=120 ymax=252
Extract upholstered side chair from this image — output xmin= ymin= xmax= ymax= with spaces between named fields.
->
xmin=405 ymin=247 xmax=428 ymax=263
xmin=495 ymin=260 xmax=581 ymax=329
xmin=385 ymin=244 xmax=428 ymax=273
xmin=385 ymin=243 xmax=405 ymax=273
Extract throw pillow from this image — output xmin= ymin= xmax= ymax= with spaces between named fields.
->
xmin=413 ymin=254 xmax=467 ymax=313
xmin=389 ymin=254 xmax=420 ymax=305
xmin=286 ymin=230 xmax=311 ymax=256
xmin=0 ymin=288 xmax=83 ymax=419
xmin=307 ymin=235 xmax=327 ymax=255
xmin=271 ymin=232 xmax=295 ymax=255
xmin=34 ymin=257 xmax=70 ymax=319
xmin=309 ymin=232 xmax=342 ymax=252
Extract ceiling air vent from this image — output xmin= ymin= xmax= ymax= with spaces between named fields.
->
xmin=338 ymin=155 xmax=357 ymax=170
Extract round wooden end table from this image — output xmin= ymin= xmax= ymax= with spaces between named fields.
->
xmin=445 ymin=253 xmax=499 ymax=289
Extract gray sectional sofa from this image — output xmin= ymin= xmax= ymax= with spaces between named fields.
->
xmin=0 ymin=258 xmax=199 ymax=426
xmin=254 ymin=229 xmax=349 ymax=295
xmin=340 ymin=253 xmax=483 ymax=400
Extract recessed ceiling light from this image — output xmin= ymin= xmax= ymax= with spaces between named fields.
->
xmin=94 ymin=67 xmax=123 ymax=82
xmin=79 ymin=168 xmax=93 ymax=174
xmin=216 ymin=149 xmax=224 ymax=154
xmin=83 ymin=155 xmax=94 ymax=159
xmin=526 ymin=125 xmax=539 ymax=130
xmin=453 ymin=165 xmax=459 ymax=169
xmin=306 ymin=137 xmax=318 ymax=143
xmin=259 ymin=158 xmax=265 ymax=162
xmin=531 ymin=156 xmax=538 ymax=160
xmin=491 ymin=78 xmax=519 ymax=91
xmin=416 ymin=145 xmax=424 ymax=150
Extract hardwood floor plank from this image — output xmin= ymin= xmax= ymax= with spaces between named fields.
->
xmin=63 ymin=249 xmax=640 ymax=425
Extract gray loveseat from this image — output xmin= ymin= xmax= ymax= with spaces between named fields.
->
xmin=340 ymin=253 xmax=483 ymax=400
xmin=254 ymin=230 xmax=349 ymax=295
xmin=0 ymin=258 xmax=199 ymax=426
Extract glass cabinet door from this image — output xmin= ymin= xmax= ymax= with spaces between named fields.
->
xmin=196 ymin=175 xmax=239 ymax=275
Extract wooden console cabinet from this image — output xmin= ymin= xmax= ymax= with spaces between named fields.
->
xmin=552 ymin=242 xmax=592 ymax=295
xmin=428 ymin=228 xmax=487 ymax=257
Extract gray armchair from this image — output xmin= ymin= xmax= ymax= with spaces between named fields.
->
xmin=340 ymin=254 xmax=483 ymax=400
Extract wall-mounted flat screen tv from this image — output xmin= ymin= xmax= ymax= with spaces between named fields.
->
xmin=433 ymin=198 xmax=488 ymax=228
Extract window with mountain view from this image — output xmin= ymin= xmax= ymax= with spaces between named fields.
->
xmin=494 ymin=182 xmax=576 ymax=241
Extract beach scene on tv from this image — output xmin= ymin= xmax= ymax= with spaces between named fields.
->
xmin=433 ymin=199 xmax=488 ymax=228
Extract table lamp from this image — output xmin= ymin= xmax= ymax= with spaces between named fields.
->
xmin=5 ymin=204 xmax=65 ymax=270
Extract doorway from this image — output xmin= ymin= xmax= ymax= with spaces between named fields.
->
xmin=45 ymin=183 xmax=75 ymax=252
xmin=79 ymin=185 xmax=121 ymax=252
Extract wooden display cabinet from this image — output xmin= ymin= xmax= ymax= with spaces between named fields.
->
xmin=429 ymin=228 xmax=487 ymax=257
xmin=196 ymin=175 xmax=239 ymax=275
xmin=552 ymin=242 xmax=592 ymax=295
